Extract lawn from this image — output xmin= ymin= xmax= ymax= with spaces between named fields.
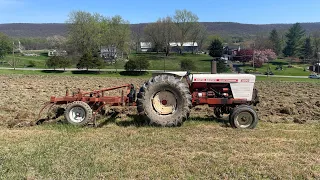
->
xmin=0 ymin=122 xmax=319 ymax=179
xmin=130 ymin=53 xmax=213 ymax=72
xmin=1 ymin=69 xmax=320 ymax=83
xmin=2 ymin=54 xmax=47 ymax=68
xmin=1 ymin=53 xmax=316 ymax=77
xmin=236 ymin=59 xmax=312 ymax=76
xmin=0 ymin=52 xmax=214 ymax=72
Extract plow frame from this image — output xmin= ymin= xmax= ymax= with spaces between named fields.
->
xmin=38 ymin=84 xmax=136 ymax=126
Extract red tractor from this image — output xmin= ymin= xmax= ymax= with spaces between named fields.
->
xmin=39 ymin=72 xmax=259 ymax=129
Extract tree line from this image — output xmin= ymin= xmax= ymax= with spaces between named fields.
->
xmin=1 ymin=10 xmax=320 ymax=71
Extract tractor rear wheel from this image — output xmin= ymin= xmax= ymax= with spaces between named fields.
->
xmin=137 ymin=75 xmax=192 ymax=127
xmin=229 ymin=105 xmax=258 ymax=129
xmin=64 ymin=101 xmax=92 ymax=126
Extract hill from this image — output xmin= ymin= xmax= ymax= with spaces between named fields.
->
xmin=1 ymin=22 xmax=320 ymax=38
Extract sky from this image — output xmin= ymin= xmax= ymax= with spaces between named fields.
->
xmin=0 ymin=0 xmax=320 ymax=24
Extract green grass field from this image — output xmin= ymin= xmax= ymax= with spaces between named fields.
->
xmin=237 ymin=59 xmax=312 ymax=76
xmin=0 ymin=122 xmax=319 ymax=179
xmin=1 ymin=69 xmax=320 ymax=83
xmin=0 ymin=52 xmax=317 ymax=77
xmin=131 ymin=53 xmax=213 ymax=72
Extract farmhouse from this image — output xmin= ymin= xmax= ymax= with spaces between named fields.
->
xmin=140 ymin=42 xmax=152 ymax=52
xmin=139 ymin=42 xmax=198 ymax=53
xmin=48 ymin=50 xmax=67 ymax=57
xmin=222 ymin=45 xmax=241 ymax=60
xmin=100 ymin=46 xmax=117 ymax=60
xmin=170 ymin=42 xmax=198 ymax=53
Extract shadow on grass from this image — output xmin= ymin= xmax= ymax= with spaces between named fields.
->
xmin=95 ymin=113 xmax=147 ymax=128
xmin=189 ymin=116 xmax=231 ymax=128
xmin=98 ymin=114 xmax=232 ymax=128
xmin=271 ymin=61 xmax=288 ymax=66
xmin=199 ymin=59 xmax=214 ymax=62
xmin=41 ymin=70 xmax=65 ymax=73
xmin=36 ymin=112 xmax=231 ymax=129
xmin=119 ymin=71 xmax=149 ymax=76
xmin=71 ymin=70 xmax=118 ymax=75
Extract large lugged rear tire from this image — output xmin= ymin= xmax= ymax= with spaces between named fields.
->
xmin=137 ymin=75 xmax=192 ymax=127
xmin=229 ymin=105 xmax=258 ymax=129
xmin=64 ymin=101 xmax=92 ymax=126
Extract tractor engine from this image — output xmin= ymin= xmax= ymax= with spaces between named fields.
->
xmin=187 ymin=73 xmax=258 ymax=107
xmin=192 ymin=83 xmax=232 ymax=99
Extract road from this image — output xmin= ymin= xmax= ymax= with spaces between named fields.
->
xmin=0 ymin=67 xmax=309 ymax=79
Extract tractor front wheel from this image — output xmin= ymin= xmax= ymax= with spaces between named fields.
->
xmin=229 ymin=105 xmax=258 ymax=129
xmin=64 ymin=101 xmax=92 ymax=126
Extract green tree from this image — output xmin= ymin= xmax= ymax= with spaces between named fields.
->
xmin=312 ymin=32 xmax=320 ymax=64
xmin=269 ymin=29 xmax=282 ymax=55
xmin=102 ymin=15 xmax=131 ymax=57
xmin=216 ymin=60 xmax=228 ymax=73
xmin=189 ymin=23 xmax=207 ymax=54
xmin=302 ymin=37 xmax=313 ymax=63
xmin=77 ymin=52 xmax=96 ymax=70
xmin=46 ymin=56 xmax=72 ymax=71
xmin=124 ymin=57 xmax=150 ymax=71
xmin=124 ymin=59 xmax=137 ymax=71
xmin=180 ymin=59 xmax=197 ymax=71
xmin=283 ymin=23 xmax=305 ymax=57
xmin=136 ymin=57 xmax=150 ymax=71
xmin=94 ymin=56 xmax=105 ymax=71
xmin=0 ymin=32 xmax=11 ymax=58
xmin=144 ymin=21 xmax=164 ymax=53
xmin=173 ymin=9 xmax=199 ymax=54
xmin=66 ymin=11 xmax=103 ymax=56
xmin=208 ymin=39 xmax=223 ymax=59
xmin=46 ymin=56 xmax=60 ymax=70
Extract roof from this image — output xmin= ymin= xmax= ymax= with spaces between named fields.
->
xmin=140 ymin=42 xmax=198 ymax=48
xmin=140 ymin=42 xmax=152 ymax=49
xmin=170 ymin=42 xmax=198 ymax=47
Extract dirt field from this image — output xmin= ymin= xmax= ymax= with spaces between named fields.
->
xmin=0 ymin=74 xmax=319 ymax=127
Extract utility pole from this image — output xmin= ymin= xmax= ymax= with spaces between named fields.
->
xmin=252 ymin=43 xmax=255 ymax=69
xmin=318 ymin=52 xmax=320 ymax=74
xmin=12 ymin=41 xmax=15 ymax=70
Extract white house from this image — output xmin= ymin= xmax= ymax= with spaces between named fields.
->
xmin=140 ymin=42 xmax=152 ymax=52
xmin=170 ymin=42 xmax=198 ymax=52
xmin=139 ymin=42 xmax=198 ymax=53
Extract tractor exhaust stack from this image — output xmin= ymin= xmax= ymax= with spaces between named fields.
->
xmin=211 ymin=60 xmax=217 ymax=74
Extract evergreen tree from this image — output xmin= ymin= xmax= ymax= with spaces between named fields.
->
xmin=302 ymin=37 xmax=313 ymax=63
xmin=77 ymin=52 xmax=95 ymax=70
xmin=283 ymin=23 xmax=305 ymax=57
xmin=208 ymin=39 xmax=223 ymax=59
xmin=269 ymin=29 xmax=282 ymax=55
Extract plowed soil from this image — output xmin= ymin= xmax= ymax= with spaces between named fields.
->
xmin=0 ymin=74 xmax=319 ymax=127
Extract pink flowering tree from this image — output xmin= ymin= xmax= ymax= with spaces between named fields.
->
xmin=252 ymin=49 xmax=277 ymax=68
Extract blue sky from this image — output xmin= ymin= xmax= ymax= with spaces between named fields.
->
xmin=0 ymin=0 xmax=320 ymax=24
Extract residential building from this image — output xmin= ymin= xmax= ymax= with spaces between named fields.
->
xmin=140 ymin=42 xmax=152 ymax=52
xmin=48 ymin=50 xmax=67 ymax=57
xmin=100 ymin=46 xmax=117 ymax=60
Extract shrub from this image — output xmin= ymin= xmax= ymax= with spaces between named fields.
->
xmin=216 ymin=60 xmax=228 ymax=73
xmin=180 ymin=59 xmax=197 ymax=71
xmin=124 ymin=57 xmax=150 ymax=71
xmin=27 ymin=60 xmax=36 ymax=67
xmin=46 ymin=56 xmax=72 ymax=70
xmin=124 ymin=59 xmax=138 ymax=71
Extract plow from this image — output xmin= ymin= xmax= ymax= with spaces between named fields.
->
xmin=38 ymin=71 xmax=260 ymax=129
